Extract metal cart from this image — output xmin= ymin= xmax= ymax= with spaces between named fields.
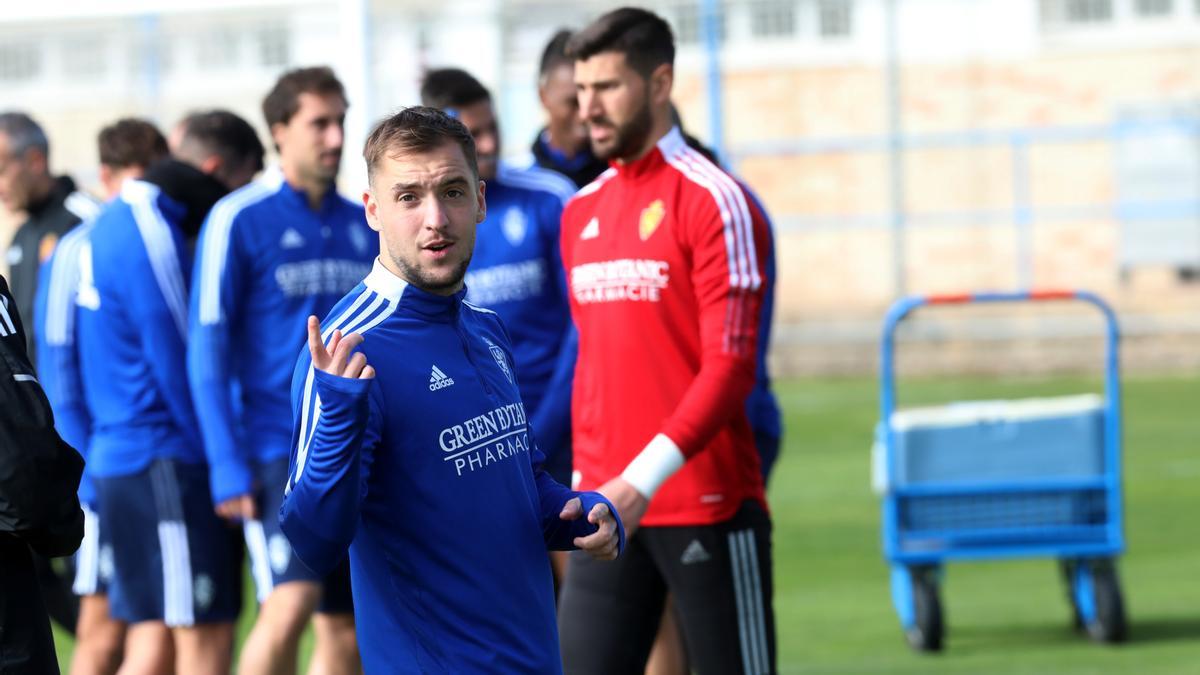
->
xmin=873 ymin=290 xmax=1127 ymax=651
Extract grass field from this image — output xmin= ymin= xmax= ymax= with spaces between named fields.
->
xmin=54 ymin=374 xmax=1200 ymax=673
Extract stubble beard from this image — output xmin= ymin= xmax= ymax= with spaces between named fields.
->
xmin=391 ymin=251 xmax=473 ymax=296
xmin=591 ymin=98 xmax=654 ymax=162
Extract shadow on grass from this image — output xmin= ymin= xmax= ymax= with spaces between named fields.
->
xmin=939 ymin=614 xmax=1200 ymax=655
xmin=1124 ymin=616 xmax=1200 ymax=645
xmin=947 ymin=621 xmax=1085 ymax=654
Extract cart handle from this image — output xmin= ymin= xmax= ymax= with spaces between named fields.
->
xmin=879 ymin=289 xmax=1120 ymax=422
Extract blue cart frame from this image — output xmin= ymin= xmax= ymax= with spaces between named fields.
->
xmin=878 ymin=290 xmax=1127 ymax=651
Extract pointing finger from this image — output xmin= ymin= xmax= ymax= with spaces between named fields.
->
xmin=307 ymin=316 xmax=327 ymax=367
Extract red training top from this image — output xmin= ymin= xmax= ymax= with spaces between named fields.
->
xmin=560 ymin=127 xmax=769 ymax=527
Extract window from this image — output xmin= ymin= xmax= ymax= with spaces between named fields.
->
xmin=63 ymin=37 xmax=105 ymax=80
xmin=128 ymin=34 xmax=173 ymax=78
xmin=197 ymin=26 xmax=240 ymax=70
xmin=751 ymin=0 xmax=797 ymax=38
xmin=257 ymin=24 xmax=290 ymax=68
xmin=673 ymin=3 xmax=726 ymax=45
xmin=818 ymin=0 xmax=853 ymax=38
xmin=0 ymin=42 xmax=40 ymax=82
xmin=1135 ymin=0 xmax=1172 ymax=15
xmin=1064 ymin=0 xmax=1113 ymax=23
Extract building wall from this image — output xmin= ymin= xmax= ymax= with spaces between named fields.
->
xmin=2 ymin=0 xmax=1198 ymax=372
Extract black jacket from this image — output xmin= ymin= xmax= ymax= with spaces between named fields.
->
xmin=5 ymin=175 xmax=96 ymax=360
xmin=529 ymin=129 xmax=610 ymax=189
xmin=0 ymin=274 xmax=83 ymax=674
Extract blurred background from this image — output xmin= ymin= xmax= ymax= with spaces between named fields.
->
xmin=4 ymin=0 xmax=1200 ymax=377
xmin=4 ymin=2 xmax=1200 ymax=672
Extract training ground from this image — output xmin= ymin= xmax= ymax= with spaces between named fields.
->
xmin=54 ymin=375 xmax=1199 ymax=673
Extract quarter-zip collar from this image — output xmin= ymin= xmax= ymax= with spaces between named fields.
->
xmin=276 ymin=167 xmax=344 ymax=217
xmin=613 ymin=126 xmax=685 ymax=181
xmin=363 ymin=258 xmax=467 ymax=322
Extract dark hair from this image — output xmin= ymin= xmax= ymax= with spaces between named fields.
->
xmin=0 ymin=111 xmax=48 ymax=158
xmin=97 ymin=118 xmax=168 ymax=169
xmin=419 ymin=68 xmax=491 ymax=111
xmin=177 ymin=109 xmax=266 ymax=176
xmin=539 ymin=29 xmax=574 ymax=81
xmin=262 ymin=66 xmax=347 ymax=128
xmin=363 ymin=106 xmax=477 ymax=183
xmin=566 ymin=7 xmax=675 ymax=77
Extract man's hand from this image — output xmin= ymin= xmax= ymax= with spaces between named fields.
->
xmin=307 ymin=315 xmax=374 ymax=380
xmin=215 ymin=494 xmax=257 ymax=522
xmin=560 ymin=498 xmax=620 ymax=560
xmin=597 ymin=477 xmax=649 ymax=537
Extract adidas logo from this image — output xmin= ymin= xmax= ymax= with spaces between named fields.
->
xmin=680 ymin=539 xmax=711 ymax=565
xmin=280 ymin=228 xmax=306 ymax=249
xmin=581 ymin=217 xmax=599 ymax=240
xmin=428 ymin=364 xmax=455 ymax=391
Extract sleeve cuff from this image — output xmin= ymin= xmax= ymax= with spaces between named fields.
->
xmin=620 ymin=433 xmax=685 ymax=499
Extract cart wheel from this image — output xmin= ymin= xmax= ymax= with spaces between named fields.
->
xmin=1083 ymin=560 xmax=1127 ymax=644
xmin=905 ymin=566 xmax=944 ymax=652
xmin=1058 ymin=559 xmax=1084 ymax=631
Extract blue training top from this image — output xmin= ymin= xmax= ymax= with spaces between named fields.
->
xmin=464 ymin=162 xmax=576 ymax=462
xmin=188 ymin=169 xmax=376 ymax=503
xmin=35 ymin=219 xmax=97 ymax=501
xmin=744 ymin=186 xmax=783 ymax=443
xmin=76 ymin=181 xmax=202 ymax=477
xmin=280 ymin=260 xmax=623 ymax=675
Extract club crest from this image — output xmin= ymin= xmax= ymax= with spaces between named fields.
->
xmin=484 ymin=337 xmax=514 ymax=384
xmin=502 ymin=208 xmax=527 ymax=246
xmin=639 ymin=199 xmax=665 ymax=241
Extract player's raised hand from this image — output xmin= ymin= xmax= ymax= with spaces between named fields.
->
xmin=307 ymin=315 xmax=375 ymax=380
xmin=561 ymin=498 xmax=620 ymax=560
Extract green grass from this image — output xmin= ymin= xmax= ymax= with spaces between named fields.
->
xmin=54 ymin=374 xmax=1200 ymax=673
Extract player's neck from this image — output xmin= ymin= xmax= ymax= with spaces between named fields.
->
xmin=281 ymin=164 xmax=331 ymax=211
xmin=617 ymin=114 xmax=673 ymax=165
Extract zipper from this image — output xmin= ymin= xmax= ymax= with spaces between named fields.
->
xmin=451 ymin=302 xmax=498 ymax=400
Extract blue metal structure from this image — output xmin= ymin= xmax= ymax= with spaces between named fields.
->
xmin=876 ymin=290 xmax=1128 ymax=651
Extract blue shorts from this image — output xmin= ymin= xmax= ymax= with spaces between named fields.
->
xmin=72 ymin=506 xmax=113 ymax=596
xmin=246 ymin=457 xmax=353 ymax=614
xmin=95 ymin=458 xmax=243 ymax=626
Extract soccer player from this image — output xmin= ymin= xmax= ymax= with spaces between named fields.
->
xmin=0 ymin=272 xmax=85 ymax=675
xmin=420 ymin=67 xmax=578 ymax=583
xmin=525 ymin=30 xmax=609 ymax=188
xmin=279 ymin=106 xmax=623 ymax=673
xmin=75 ymin=111 xmax=264 ymax=675
xmin=189 ymin=66 xmax=373 ymax=675
xmin=37 ymin=117 xmax=170 ymax=675
xmin=558 ymin=8 xmax=777 ymax=674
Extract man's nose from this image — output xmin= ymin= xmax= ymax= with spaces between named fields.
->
xmin=423 ymin=198 xmax=449 ymax=230
xmin=578 ymin=90 xmax=599 ymax=123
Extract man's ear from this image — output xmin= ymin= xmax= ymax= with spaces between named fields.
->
xmin=270 ymin=122 xmax=288 ymax=155
xmin=476 ymin=179 xmax=487 ymax=224
xmin=649 ymin=63 xmax=674 ymax=107
xmin=26 ymin=147 xmax=48 ymax=176
xmin=200 ymin=155 xmax=222 ymax=176
xmin=363 ymin=188 xmax=382 ymax=232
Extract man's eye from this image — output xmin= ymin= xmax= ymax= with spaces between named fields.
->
xmin=397 ymin=194 xmax=416 ymax=203
xmin=445 ymin=189 xmax=463 ymax=199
